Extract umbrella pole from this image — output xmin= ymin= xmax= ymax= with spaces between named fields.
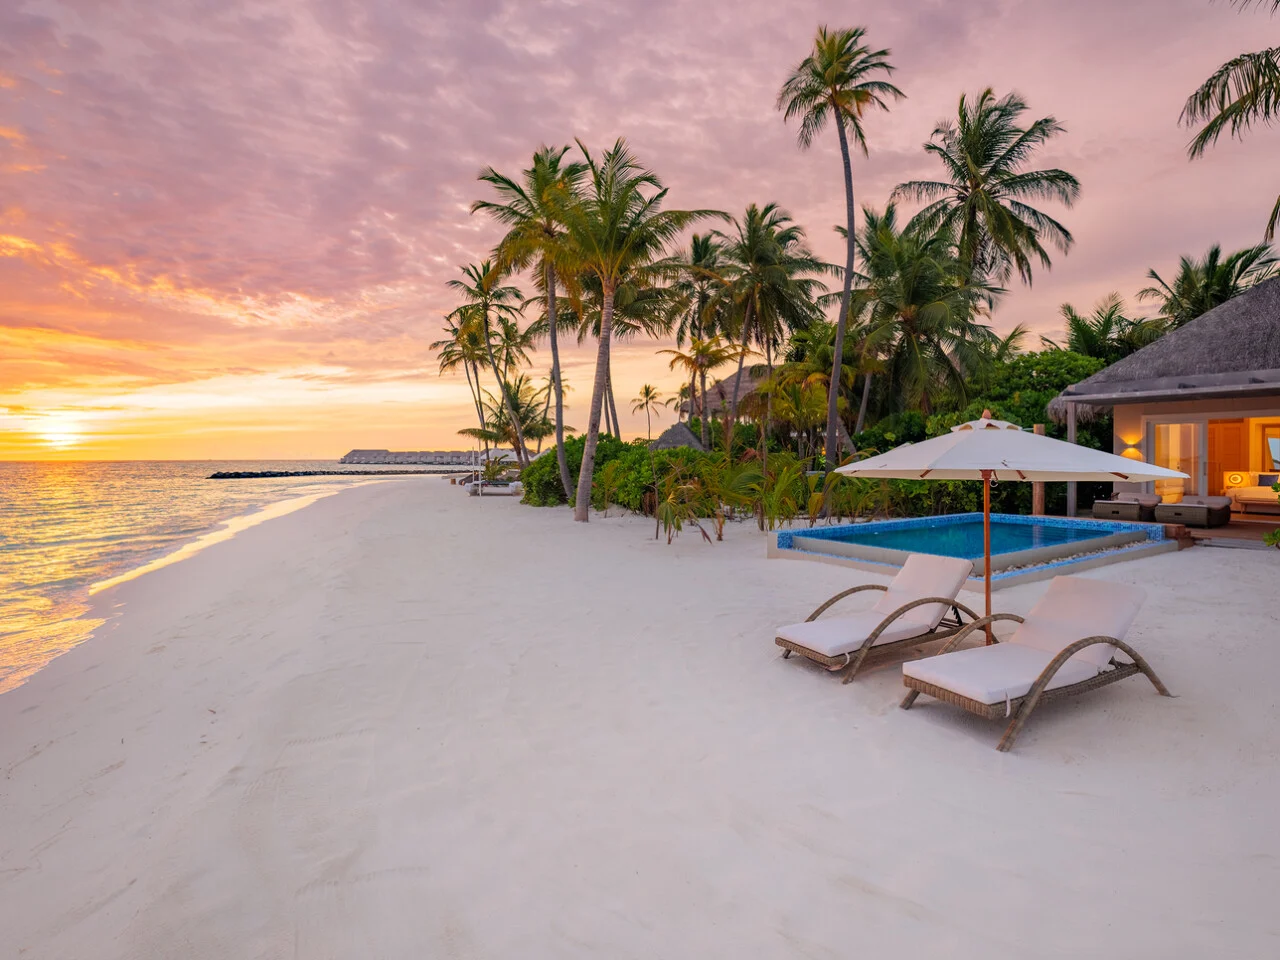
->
xmin=983 ymin=471 xmax=992 ymax=644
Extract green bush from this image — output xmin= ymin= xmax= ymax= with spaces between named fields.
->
xmin=521 ymin=434 xmax=631 ymax=506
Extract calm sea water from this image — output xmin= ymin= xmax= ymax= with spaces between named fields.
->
xmin=0 ymin=461 xmax=432 ymax=693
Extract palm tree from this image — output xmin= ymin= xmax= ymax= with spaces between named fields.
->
xmin=657 ymin=336 xmax=739 ymax=449
xmin=1181 ymin=1 xmax=1280 ymax=239
xmin=558 ymin=139 xmax=717 ymax=522
xmin=570 ymin=275 xmax=677 ymax=440
xmin=1138 ymin=242 xmax=1277 ymax=327
xmin=472 ymin=145 xmax=587 ymax=498
xmin=668 ymin=234 xmax=730 ymax=347
xmin=445 ymin=261 xmax=531 ymax=468
xmin=431 ymin=313 xmax=492 ymax=456
xmin=850 ymin=204 xmax=998 ymax=417
xmin=1040 ymin=294 xmax=1167 ymax=363
xmin=778 ymin=25 xmax=903 ymax=471
xmin=893 ymin=88 xmax=1080 ymax=285
xmin=710 ymin=203 xmax=831 ymax=453
xmin=459 ymin=375 xmax=563 ymax=453
xmin=631 ymin=384 xmax=663 ymax=441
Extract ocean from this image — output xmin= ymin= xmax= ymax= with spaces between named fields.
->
xmin=0 ymin=461 xmax=433 ymax=693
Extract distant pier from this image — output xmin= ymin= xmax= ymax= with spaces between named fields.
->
xmin=339 ymin=448 xmax=516 ymax=466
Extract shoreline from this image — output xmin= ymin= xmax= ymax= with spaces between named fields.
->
xmin=1 ymin=473 xmax=428 ymax=696
xmin=2 ymin=480 xmax=1277 ymax=956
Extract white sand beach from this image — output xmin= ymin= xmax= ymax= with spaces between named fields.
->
xmin=2 ymin=479 xmax=1278 ymax=958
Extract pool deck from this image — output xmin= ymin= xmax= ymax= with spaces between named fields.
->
xmin=769 ymin=514 xmax=1182 ymax=589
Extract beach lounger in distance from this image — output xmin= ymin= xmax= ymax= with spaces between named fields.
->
xmin=900 ymin=575 xmax=1172 ymax=752
xmin=775 ymin=554 xmax=978 ymax=684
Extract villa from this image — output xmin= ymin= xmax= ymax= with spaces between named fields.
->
xmin=1056 ymin=276 xmax=1280 ymax=516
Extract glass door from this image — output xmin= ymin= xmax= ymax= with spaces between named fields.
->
xmin=1152 ymin=422 xmax=1201 ymax=501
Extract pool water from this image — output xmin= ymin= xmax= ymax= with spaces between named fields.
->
xmin=824 ymin=519 xmax=1111 ymax=561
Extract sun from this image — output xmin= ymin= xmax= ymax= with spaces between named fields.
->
xmin=40 ymin=429 xmax=84 ymax=450
xmin=35 ymin=413 xmax=85 ymax=450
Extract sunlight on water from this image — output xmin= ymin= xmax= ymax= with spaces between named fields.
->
xmin=0 ymin=462 xmax=423 ymax=694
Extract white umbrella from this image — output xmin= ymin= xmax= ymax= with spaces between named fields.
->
xmin=835 ymin=411 xmax=1188 ymax=630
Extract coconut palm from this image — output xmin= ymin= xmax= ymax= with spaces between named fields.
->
xmin=668 ymin=234 xmax=731 ymax=347
xmin=1040 ymin=294 xmax=1167 ymax=363
xmin=446 ymin=261 xmax=531 ymax=468
xmin=850 ymin=204 xmax=998 ymax=418
xmin=571 ymin=275 xmax=678 ymax=439
xmin=558 ymin=139 xmax=718 ymax=522
xmin=631 ymin=384 xmax=663 ymax=441
xmin=472 ymin=146 xmax=587 ymax=498
xmin=893 ymin=88 xmax=1080 ymax=286
xmin=1138 ymin=242 xmax=1277 ymax=327
xmin=778 ymin=25 xmax=903 ymax=469
xmin=459 ymin=375 xmax=563 ymax=453
xmin=657 ymin=336 xmax=739 ymax=449
xmin=431 ymin=313 xmax=492 ymax=456
xmin=1181 ymin=1 xmax=1280 ymax=238
xmin=710 ymin=203 xmax=831 ymax=452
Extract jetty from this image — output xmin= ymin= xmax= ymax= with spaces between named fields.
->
xmin=340 ymin=448 xmax=515 ymax=465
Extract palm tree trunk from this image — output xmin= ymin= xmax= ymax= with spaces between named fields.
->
xmin=546 ymin=263 xmax=573 ymax=500
xmin=699 ymin=369 xmax=710 ymax=450
xmin=606 ymin=363 xmax=622 ymax=437
xmin=481 ymin=309 xmax=529 ymax=470
xmin=761 ymin=340 xmax=773 ymax=474
xmin=725 ymin=301 xmax=753 ymax=449
xmin=574 ymin=287 xmax=615 ymax=522
xmin=468 ymin=360 xmax=490 ymax=460
xmin=687 ymin=370 xmax=697 ymax=425
xmin=826 ymin=111 xmax=858 ymax=473
xmin=854 ymin=372 xmax=872 ymax=435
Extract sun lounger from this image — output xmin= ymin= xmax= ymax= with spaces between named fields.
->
xmin=900 ymin=576 xmax=1171 ymax=751
xmin=775 ymin=554 xmax=978 ymax=683
xmin=1153 ymin=495 xmax=1231 ymax=528
xmin=1091 ymin=492 xmax=1160 ymax=522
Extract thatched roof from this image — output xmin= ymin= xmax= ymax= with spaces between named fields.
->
xmin=681 ymin=368 xmax=769 ymax=416
xmin=1050 ymin=276 xmax=1280 ymax=422
xmin=649 ymin=421 xmax=707 ymax=452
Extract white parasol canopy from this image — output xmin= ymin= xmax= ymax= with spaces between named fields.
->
xmin=834 ymin=412 xmax=1188 ymax=633
xmin=834 ymin=414 xmax=1188 ymax=484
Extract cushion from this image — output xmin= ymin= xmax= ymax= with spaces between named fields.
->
xmin=1114 ymin=493 xmax=1160 ymax=507
xmin=1011 ymin=576 xmax=1145 ymax=668
xmin=1234 ymin=486 xmax=1280 ymax=501
xmin=1181 ymin=495 xmax=1231 ymax=509
xmin=1257 ymin=474 xmax=1278 ymax=487
xmin=902 ymin=642 xmax=1100 ymax=705
xmin=871 ymin=554 xmax=974 ymax=629
xmin=775 ymin=611 xmax=931 ymax=658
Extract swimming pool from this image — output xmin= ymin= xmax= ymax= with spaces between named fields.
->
xmin=773 ymin=513 xmax=1170 ymax=586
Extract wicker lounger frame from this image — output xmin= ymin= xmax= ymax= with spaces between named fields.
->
xmin=899 ymin=613 xmax=1172 ymax=752
xmin=776 ymin=583 xmax=980 ymax=684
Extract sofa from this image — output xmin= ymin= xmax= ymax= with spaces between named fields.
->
xmin=1092 ymin=492 xmax=1161 ymax=522
xmin=1153 ymin=495 xmax=1233 ymax=528
xmin=1228 ymin=473 xmax=1280 ymax=515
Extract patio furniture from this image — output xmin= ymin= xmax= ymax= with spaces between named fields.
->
xmin=1153 ymin=495 xmax=1232 ymax=528
xmin=775 ymin=554 xmax=978 ymax=684
xmin=900 ymin=575 xmax=1171 ymax=752
xmin=1091 ymin=492 xmax=1160 ymax=522
xmin=834 ymin=411 xmax=1185 ymax=630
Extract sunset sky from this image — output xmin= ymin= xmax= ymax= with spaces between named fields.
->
xmin=1 ymin=0 xmax=1276 ymax=460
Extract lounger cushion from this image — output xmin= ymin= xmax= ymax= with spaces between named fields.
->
xmin=775 ymin=611 xmax=931 ymax=658
xmin=871 ymin=554 xmax=974 ymax=629
xmin=1011 ymin=576 xmax=1146 ymax=669
xmin=902 ymin=642 xmax=1101 ymax=705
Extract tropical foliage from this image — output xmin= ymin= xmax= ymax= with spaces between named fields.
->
xmin=1181 ymin=1 xmax=1280 ymax=238
xmin=429 ymin=19 xmax=1268 ymax=543
xmin=1138 ymin=242 xmax=1277 ymax=327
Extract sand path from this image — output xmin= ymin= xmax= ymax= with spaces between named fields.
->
xmin=1 ymin=480 xmax=1277 ymax=957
